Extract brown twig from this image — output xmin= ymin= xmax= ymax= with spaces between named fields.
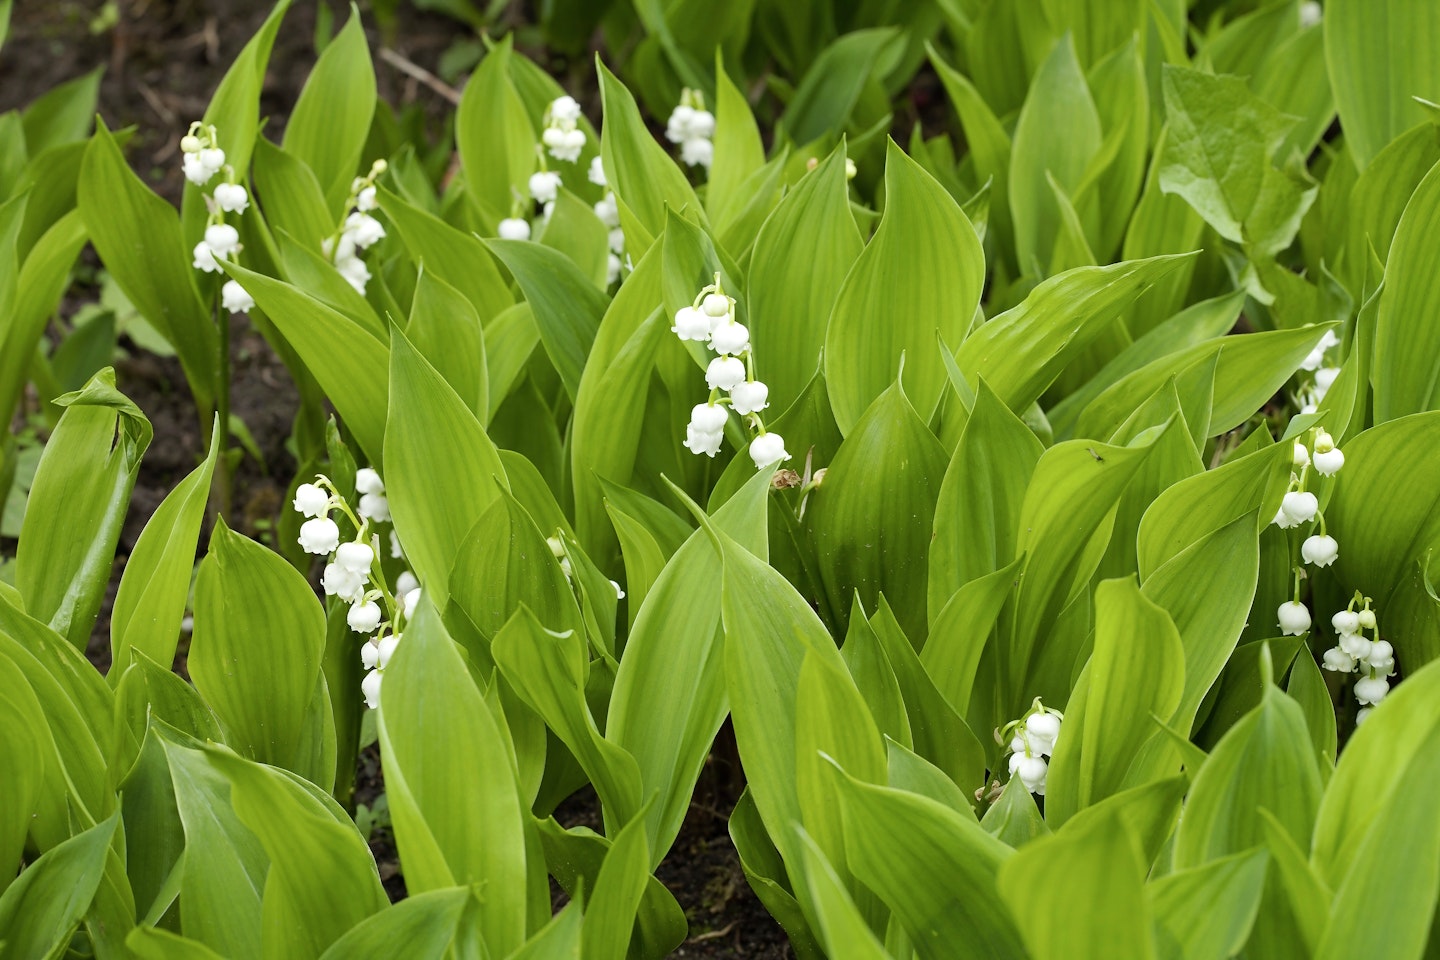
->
xmin=377 ymin=47 xmax=461 ymax=105
xmin=686 ymin=922 xmax=738 ymax=945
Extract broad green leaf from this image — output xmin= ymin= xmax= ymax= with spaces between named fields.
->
xmin=837 ymin=775 xmax=1026 ymax=959
xmin=1159 ymin=66 xmax=1315 ymax=256
xmin=793 ymin=830 xmax=890 ymax=960
xmin=708 ymin=53 xmax=766 ymax=232
xmin=377 ymin=185 xmax=513 ymax=324
xmin=455 ymin=36 xmax=536 ymax=227
xmin=221 ymin=260 xmax=388 ymax=462
xmin=580 ymin=806 xmax=652 ymax=960
xmin=111 ymin=421 xmax=219 ymax=675
xmin=1085 ymin=37 xmax=1149 ymax=262
xmin=0 ymin=652 xmax=47 ymax=897
xmin=727 ymin=789 xmax=827 ymax=960
xmin=778 ymin=28 xmax=898 ymax=146
xmin=0 ymin=812 xmax=118 ymax=959
xmin=1259 ymin=809 xmax=1330 ymax=957
xmin=540 ymin=188 xmax=609 ymax=288
xmin=929 ymin=381 xmax=1042 ymax=619
xmin=1119 ymin=127 xmax=1206 ymax=337
xmin=1150 ymin=848 xmax=1269 ymax=960
xmin=407 ymin=267 xmax=487 ymax=421
xmin=954 ymin=255 xmax=1191 ymax=415
xmin=608 ymin=467 xmax=771 ymax=863
xmin=1373 ymin=159 xmax=1440 ymax=421
xmin=806 ymin=379 xmax=948 ymax=640
xmin=16 ymin=369 xmax=150 ymax=649
xmin=282 ymin=8 xmax=376 ymax=208
xmin=78 ymin=122 xmax=215 ymax=405
xmin=252 ymin=139 xmax=334 ymax=256
xmin=980 ymin=775 xmax=1050 ymax=849
xmin=1341 ymin=121 xmax=1440 ymax=299
xmin=1254 ymin=18 xmax=1334 ymax=161
xmin=825 ymin=139 xmax=985 ymax=433
xmin=841 ymin=603 xmax=912 ymax=750
xmin=377 ymin=600 xmax=529 ymax=955
xmin=510 ymin=903 xmax=583 ymax=960
xmin=997 ymin=806 xmax=1153 ymax=960
xmin=202 ymin=748 xmax=386 ymax=960
xmin=273 ymin=228 xmax=385 ymax=339
xmin=189 ymin=520 xmax=327 ymax=778
xmin=384 ymin=326 xmax=508 ymax=611
xmin=20 ymin=66 xmax=100 ymax=156
xmin=748 ymin=147 xmax=862 ymax=414
xmin=1009 ymin=34 xmax=1101 ymax=276
xmin=485 ymin=238 xmax=609 ymax=402
xmin=923 ymin=559 xmax=1022 ymax=718
xmin=1325 ymin=0 xmax=1440 ymax=169
xmin=127 ymin=927 xmax=228 ymax=960
xmin=316 ymin=889 xmax=472 ymax=960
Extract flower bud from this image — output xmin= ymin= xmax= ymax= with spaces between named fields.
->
xmin=180 ymin=134 xmax=201 ymax=153
xmin=293 ymin=482 xmax=330 ymax=518
xmin=361 ymin=669 xmax=382 ymax=709
xmin=749 ymin=432 xmax=790 ymax=469
xmin=671 ymin=306 xmax=712 ymax=342
xmin=730 ymin=380 xmax=769 ymax=415
xmin=221 ymin=280 xmax=254 ymax=314
xmin=547 ymin=536 xmax=566 ymax=558
xmin=1292 ymin=442 xmax=1310 ymax=468
xmin=498 ymin=218 xmax=531 ymax=241
xmin=1358 ymin=608 xmax=1377 ymax=630
xmin=706 ymin=356 xmax=746 ymax=391
xmin=1301 ymin=534 xmax=1339 ymax=567
xmin=299 ymin=517 xmax=341 ymax=555
xmin=348 ymin=600 xmax=382 ymax=634
xmin=1277 ymin=600 xmax=1311 ymax=636
xmin=701 ymin=293 xmax=731 ymax=318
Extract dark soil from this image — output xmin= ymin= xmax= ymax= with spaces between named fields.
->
xmin=3 ymin=2 xmax=791 ymax=955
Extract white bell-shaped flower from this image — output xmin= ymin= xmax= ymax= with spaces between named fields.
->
xmin=607 ymin=253 xmax=622 ymax=286
xmin=1292 ymin=442 xmax=1310 ymax=468
xmin=1354 ymin=675 xmax=1389 ymax=705
xmin=593 ymin=193 xmax=619 ymax=227
xmin=322 ymin=562 xmax=364 ymax=601
xmin=293 ymin=482 xmax=330 ymax=518
xmin=684 ymin=424 xmax=724 ymax=458
xmin=355 ymin=468 xmax=384 ymax=495
xmin=498 ymin=217 xmax=531 ymax=240
xmin=1339 ymin=631 xmax=1373 ymax=660
xmin=680 ymin=137 xmax=713 ymax=169
xmin=361 ymin=669 xmax=383 ymax=709
xmin=588 ymin=156 xmax=607 ymax=186
xmin=709 ymin=321 xmax=750 ymax=357
xmin=1025 ymin=712 xmax=1061 ymax=756
xmin=1358 ymin=608 xmax=1377 ymax=630
xmin=213 ymin=182 xmax=249 ymax=214
xmin=706 ymin=356 xmax=746 ymax=391
xmin=1322 ymin=647 xmax=1356 ymax=672
xmin=1368 ymin=640 xmax=1394 ymax=670
xmin=192 ymin=241 xmax=221 ymax=273
xmin=688 ymin=110 xmax=716 ymax=139
xmin=345 ymin=212 xmax=386 ymax=249
xmin=1277 ymin=600 xmax=1312 ymax=636
xmin=361 ymin=641 xmax=380 ymax=670
xmin=529 ymin=170 xmax=561 ymax=204
xmin=749 ymin=431 xmax=790 ymax=469
xmin=336 ymin=540 xmax=374 ymax=575
xmin=221 ymin=280 xmax=254 ymax=314
xmin=1331 ymin=609 xmax=1361 ymax=635
xmin=672 ymin=306 xmax=712 ymax=342
xmin=1301 ymin=534 xmax=1339 ymax=567
xmin=551 ymin=95 xmax=583 ymax=125
xmin=395 ymin=570 xmax=418 ymax=597
xmin=348 ymin=600 xmax=382 ymax=634
xmin=402 ymin=589 xmax=421 ymax=621
xmin=1312 ymin=444 xmax=1344 ymax=476
xmin=1280 ymin=491 xmax=1319 ymax=525
xmin=608 ymin=228 xmax=626 ymax=254
xmin=205 ymin=223 xmax=241 ymax=259
xmin=730 ymin=380 xmax=769 ymax=415
xmin=1009 ymin=753 xmax=1048 ymax=795
xmin=701 ymin=293 xmax=731 ymax=319
xmin=666 ymin=104 xmax=696 ymax=143
xmin=183 ymin=152 xmax=212 ymax=186
xmin=299 ymin=517 xmax=341 ymax=555
xmin=1314 ymin=366 xmax=1340 ymax=395
xmin=358 ymin=492 xmax=390 ymax=523
xmin=337 ymin=254 xmax=370 ymax=294
xmin=199 ymin=147 xmax=226 ymax=177
xmin=356 ymin=185 xmax=378 ymax=211
xmin=690 ymin=403 xmax=729 ymax=434
xmin=377 ymin=633 xmax=401 ymax=669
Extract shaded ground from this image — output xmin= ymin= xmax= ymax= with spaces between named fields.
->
xmin=2 ymin=2 xmax=791 ymax=955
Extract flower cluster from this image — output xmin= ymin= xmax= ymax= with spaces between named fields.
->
xmin=665 ymin=89 xmax=715 ymax=169
xmin=182 ymin=122 xmax=255 ymax=314
xmin=588 ymin=158 xmax=624 ymax=285
xmin=1321 ymin=594 xmax=1394 ymax=721
xmin=1295 ymin=329 xmax=1341 ymax=414
xmin=1004 ymin=700 xmax=1063 ymax=796
xmin=1274 ymin=428 xmax=1346 ymax=633
xmin=321 ymin=160 xmax=388 ymax=295
xmin=292 ymin=469 xmax=416 ymax=710
xmin=672 ymin=275 xmax=788 ymax=470
xmin=542 ymin=95 xmax=586 ymax=163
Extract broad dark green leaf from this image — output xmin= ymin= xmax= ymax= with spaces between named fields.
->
xmin=0 ymin=812 xmax=118 ymax=959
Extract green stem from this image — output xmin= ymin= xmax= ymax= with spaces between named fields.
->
xmin=215 ymin=299 xmax=233 ymax=523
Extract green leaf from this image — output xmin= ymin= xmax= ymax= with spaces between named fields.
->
xmin=485 ymin=238 xmax=609 ymax=403
xmin=1149 ymin=848 xmax=1269 ymax=960
xmin=0 ymin=812 xmax=118 ymax=959
xmin=376 ymin=600 xmax=530 ymax=955
xmin=127 ymin=926 xmax=228 ymax=959
xmin=189 ymin=520 xmax=327 ymax=778
xmin=954 ymin=255 xmax=1191 ymax=415
xmin=455 ymin=36 xmax=536 ymax=227
xmin=0 ymin=652 xmax=49 ymax=897
xmin=837 ymin=775 xmax=1026 ymax=959
xmin=252 ymin=139 xmax=334 ymax=257
xmin=1325 ymin=0 xmax=1440 ymax=169
xmin=748 ymin=147 xmax=862 ymax=414
xmin=220 ymin=260 xmax=388 ymax=463
xmin=806 ymin=379 xmax=948 ymax=640
xmin=111 ymin=420 xmax=219 ymax=675
xmin=1009 ymin=34 xmax=1101 ymax=276
xmin=16 ymin=369 xmax=150 ymax=649
xmin=407 ymin=267 xmax=488 ymax=422
xmin=540 ymin=188 xmax=609 ymax=289
xmin=580 ymin=805 xmax=652 ymax=960
xmin=78 ymin=123 xmax=215 ymax=406
xmin=384 ymin=326 xmax=508 ymax=611
xmin=377 ymin=185 xmax=513 ymax=325
xmin=1373 ymin=159 xmax=1440 ymax=421
xmin=708 ymin=53 xmax=766 ymax=232
xmin=793 ymin=830 xmax=890 ymax=958
xmin=825 ymin=139 xmax=985 ymax=433
xmin=21 ymin=66 xmax=100 ymax=156
xmin=980 ymin=775 xmax=1050 ymax=849
xmin=997 ymin=805 xmax=1154 ymax=960
xmin=315 ymin=889 xmax=472 ymax=960
xmin=779 ymin=28 xmax=899 ymax=146
xmin=1159 ymin=65 xmax=1316 ymax=256
xmin=282 ymin=7 xmax=376 ymax=209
